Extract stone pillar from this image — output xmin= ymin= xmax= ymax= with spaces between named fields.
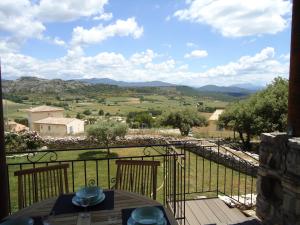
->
xmin=282 ymin=138 xmax=300 ymax=225
xmin=257 ymin=133 xmax=300 ymax=225
xmin=256 ymin=133 xmax=288 ymax=225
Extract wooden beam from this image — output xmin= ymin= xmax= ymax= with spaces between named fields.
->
xmin=0 ymin=59 xmax=9 ymax=219
xmin=288 ymin=0 xmax=300 ymax=136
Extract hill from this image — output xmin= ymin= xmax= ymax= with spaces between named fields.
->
xmin=2 ymin=77 xmax=255 ymax=103
xmin=197 ymin=85 xmax=252 ymax=93
xmin=77 ymin=78 xmax=175 ymax=87
xmin=3 ymin=76 xmax=91 ymax=94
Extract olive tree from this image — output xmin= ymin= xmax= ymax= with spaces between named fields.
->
xmin=160 ymin=109 xmax=207 ymax=136
xmin=87 ymin=121 xmax=128 ymax=146
xmin=218 ymin=77 xmax=288 ymax=150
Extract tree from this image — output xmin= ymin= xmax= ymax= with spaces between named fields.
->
xmin=14 ymin=117 xmax=29 ymax=127
xmin=98 ymin=109 xmax=104 ymax=116
xmin=218 ymin=77 xmax=288 ymax=150
xmin=160 ymin=109 xmax=208 ymax=136
xmin=83 ymin=109 xmax=92 ymax=115
xmin=76 ymin=113 xmax=84 ymax=119
xmin=87 ymin=121 xmax=128 ymax=146
xmin=126 ymin=111 xmax=155 ymax=128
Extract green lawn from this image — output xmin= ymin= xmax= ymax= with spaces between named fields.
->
xmin=6 ymin=147 xmax=256 ymax=213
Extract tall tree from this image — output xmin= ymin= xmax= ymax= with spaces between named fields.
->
xmin=219 ymin=77 xmax=288 ymax=149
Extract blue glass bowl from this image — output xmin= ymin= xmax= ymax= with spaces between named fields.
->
xmin=1 ymin=218 xmax=34 ymax=225
xmin=76 ymin=186 xmax=103 ymax=202
xmin=131 ymin=206 xmax=164 ymax=225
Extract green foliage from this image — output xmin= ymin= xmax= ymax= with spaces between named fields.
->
xmin=4 ymin=94 xmax=28 ymax=103
xmin=87 ymin=121 xmax=128 ymax=145
xmin=197 ymin=102 xmax=217 ymax=113
xmin=76 ymin=113 xmax=84 ymax=119
xmin=5 ymin=131 xmax=42 ymax=152
xmin=126 ymin=111 xmax=155 ymax=128
xmin=219 ymin=77 xmax=288 ymax=149
xmin=98 ymin=109 xmax=104 ymax=116
xmin=83 ymin=109 xmax=92 ymax=115
xmin=98 ymin=98 xmax=106 ymax=104
xmin=14 ymin=117 xmax=28 ymax=127
xmin=160 ymin=109 xmax=208 ymax=136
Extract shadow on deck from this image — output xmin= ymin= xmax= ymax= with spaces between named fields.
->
xmin=185 ymin=198 xmax=261 ymax=225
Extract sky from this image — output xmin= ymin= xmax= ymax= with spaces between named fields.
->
xmin=0 ymin=0 xmax=292 ymax=87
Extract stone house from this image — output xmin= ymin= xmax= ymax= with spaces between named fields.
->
xmin=26 ymin=105 xmax=84 ymax=136
xmin=26 ymin=105 xmax=64 ymax=130
xmin=33 ymin=117 xmax=84 ymax=137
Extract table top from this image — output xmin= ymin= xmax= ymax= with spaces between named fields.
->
xmin=8 ymin=190 xmax=178 ymax=225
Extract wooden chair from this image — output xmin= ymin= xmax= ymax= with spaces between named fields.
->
xmin=115 ymin=160 xmax=160 ymax=200
xmin=14 ymin=164 xmax=69 ymax=209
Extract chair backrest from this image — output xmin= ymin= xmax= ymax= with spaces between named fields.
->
xmin=14 ymin=164 xmax=69 ymax=209
xmin=115 ymin=160 xmax=160 ymax=200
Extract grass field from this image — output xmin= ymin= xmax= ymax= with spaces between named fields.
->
xmin=4 ymin=95 xmax=228 ymax=120
xmin=6 ymin=147 xmax=256 ymax=212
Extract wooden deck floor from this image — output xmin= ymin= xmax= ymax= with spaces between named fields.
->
xmin=184 ymin=198 xmax=261 ymax=225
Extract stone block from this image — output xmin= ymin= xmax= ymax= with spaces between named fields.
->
xmin=286 ymin=138 xmax=300 ymax=177
xmin=259 ymin=133 xmax=288 ymax=171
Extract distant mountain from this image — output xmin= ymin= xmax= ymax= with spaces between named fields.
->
xmin=3 ymin=76 xmax=91 ymax=94
xmin=197 ymin=85 xmax=253 ymax=94
xmin=77 ymin=78 xmax=175 ymax=87
xmin=229 ymin=83 xmax=264 ymax=91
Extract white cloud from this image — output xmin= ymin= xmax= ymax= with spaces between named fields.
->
xmin=186 ymin=42 xmax=197 ymax=48
xmin=130 ymin=49 xmax=157 ymax=65
xmin=186 ymin=47 xmax=289 ymax=85
xmin=53 ymin=37 xmax=66 ymax=47
xmin=36 ymin=0 xmax=109 ymax=22
xmin=0 ymin=0 xmax=113 ymax=43
xmin=185 ymin=50 xmax=208 ymax=58
xmin=0 ymin=0 xmax=45 ymax=39
xmin=93 ymin=12 xmax=113 ymax=21
xmin=71 ymin=18 xmax=143 ymax=46
xmin=174 ymin=0 xmax=291 ymax=37
xmin=1 ymin=47 xmax=288 ymax=87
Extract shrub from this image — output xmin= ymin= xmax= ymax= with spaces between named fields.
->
xmin=14 ymin=117 xmax=29 ymax=127
xmin=160 ymin=109 xmax=208 ymax=136
xmin=5 ymin=131 xmax=42 ymax=152
xmin=87 ymin=121 xmax=128 ymax=145
xmin=83 ymin=109 xmax=92 ymax=115
xmin=98 ymin=109 xmax=104 ymax=116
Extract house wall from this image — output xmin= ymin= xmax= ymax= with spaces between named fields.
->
xmin=66 ymin=120 xmax=84 ymax=135
xmin=28 ymin=111 xmax=64 ymax=130
xmin=35 ymin=123 xmax=67 ymax=137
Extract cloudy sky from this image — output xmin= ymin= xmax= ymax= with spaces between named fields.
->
xmin=0 ymin=0 xmax=292 ymax=86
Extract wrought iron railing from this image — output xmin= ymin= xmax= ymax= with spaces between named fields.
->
xmin=6 ymin=140 xmax=258 ymax=224
xmin=6 ymin=143 xmax=186 ymax=224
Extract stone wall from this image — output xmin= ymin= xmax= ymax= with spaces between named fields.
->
xmin=180 ymin=141 xmax=257 ymax=177
xmin=256 ymin=133 xmax=300 ymax=225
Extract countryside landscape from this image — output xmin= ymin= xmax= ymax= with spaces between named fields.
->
xmin=0 ymin=0 xmax=296 ymax=224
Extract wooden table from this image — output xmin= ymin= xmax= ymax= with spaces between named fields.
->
xmin=8 ymin=190 xmax=178 ymax=225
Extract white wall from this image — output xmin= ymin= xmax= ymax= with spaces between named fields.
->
xmin=67 ymin=120 xmax=85 ymax=135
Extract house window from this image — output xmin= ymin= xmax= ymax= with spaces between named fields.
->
xmin=48 ymin=126 xmax=51 ymax=131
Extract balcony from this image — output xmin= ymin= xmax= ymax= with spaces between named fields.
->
xmin=5 ymin=140 xmax=258 ymax=225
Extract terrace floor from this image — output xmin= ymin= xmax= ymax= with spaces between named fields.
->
xmin=185 ymin=198 xmax=261 ymax=225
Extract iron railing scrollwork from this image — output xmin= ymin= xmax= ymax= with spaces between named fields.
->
xmin=26 ymin=150 xmax=58 ymax=163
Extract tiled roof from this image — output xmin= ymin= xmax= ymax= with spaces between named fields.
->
xmin=26 ymin=105 xmax=64 ymax=112
xmin=34 ymin=117 xmax=82 ymax=125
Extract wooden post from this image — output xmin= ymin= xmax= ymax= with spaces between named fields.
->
xmin=288 ymin=0 xmax=300 ymax=136
xmin=0 ymin=59 xmax=9 ymax=219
